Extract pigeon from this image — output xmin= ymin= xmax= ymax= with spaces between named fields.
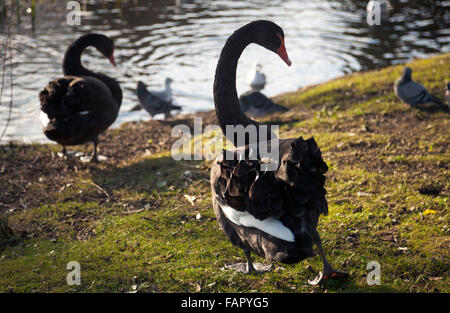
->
xmin=246 ymin=63 xmax=266 ymax=91
xmin=239 ymin=90 xmax=288 ymax=117
xmin=394 ymin=67 xmax=442 ymax=107
xmin=137 ymin=81 xmax=181 ymax=119
xmin=446 ymin=83 xmax=450 ymax=109
xmin=151 ymin=77 xmax=173 ymax=103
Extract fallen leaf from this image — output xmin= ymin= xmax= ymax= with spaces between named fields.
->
xmin=184 ymin=195 xmax=197 ymax=206
xmin=423 ymin=209 xmax=438 ymax=216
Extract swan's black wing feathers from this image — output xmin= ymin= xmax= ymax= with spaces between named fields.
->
xmin=39 ymin=76 xmax=117 ymax=146
xmin=214 ymin=136 xmax=329 ymax=226
xmin=40 ymin=78 xmax=74 ymax=118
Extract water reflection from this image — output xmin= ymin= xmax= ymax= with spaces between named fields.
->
xmin=0 ymin=0 xmax=449 ymax=142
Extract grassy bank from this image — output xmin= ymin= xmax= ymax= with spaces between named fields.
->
xmin=0 ymin=54 xmax=449 ymax=293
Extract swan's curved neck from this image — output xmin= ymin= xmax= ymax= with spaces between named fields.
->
xmin=63 ymin=35 xmax=96 ymax=77
xmin=63 ymin=35 xmax=122 ymax=106
xmin=214 ymin=25 xmax=259 ymax=137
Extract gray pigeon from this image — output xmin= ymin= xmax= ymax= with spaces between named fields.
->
xmin=239 ymin=90 xmax=288 ymax=117
xmin=394 ymin=67 xmax=442 ymax=107
xmin=137 ymin=81 xmax=181 ymax=119
xmin=152 ymin=77 xmax=173 ymax=102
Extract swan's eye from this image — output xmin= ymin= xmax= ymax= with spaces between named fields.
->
xmin=276 ymin=33 xmax=282 ymax=45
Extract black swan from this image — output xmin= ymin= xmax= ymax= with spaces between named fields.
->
xmin=210 ymin=20 xmax=347 ymax=285
xmin=136 ymin=81 xmax=181 ymax=119
xmin=39 ymin=33 xmax=122 ymax=162
xmin=394 ymin=67 xmax=442 ymax=107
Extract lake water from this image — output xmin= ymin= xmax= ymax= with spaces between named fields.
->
xmin=0 ymin=0 xmax=449 ymax=142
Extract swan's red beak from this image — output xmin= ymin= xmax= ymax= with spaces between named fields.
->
xmin=108 ymin=54 xmax=116 ymax=66
xmin=276 ymin=35 xmax=291 ymax=66
xmin=108 ymin=52 xmax=116 ymax=67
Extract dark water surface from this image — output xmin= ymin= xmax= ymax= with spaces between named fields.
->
xmin=0 ymin=0 xmax=449 ymax=142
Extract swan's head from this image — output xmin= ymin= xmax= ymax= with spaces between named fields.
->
xmin=251 ymin=20 xmax=291 ymax=66
xmin=94 ymin=34 xmax=116 ymax=67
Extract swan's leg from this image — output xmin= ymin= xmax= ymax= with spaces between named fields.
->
xmin=244 ymin=248 xmax=256 ymax=274
xmin=308 ymin=229 xmax=348 ymax=285
xmin=58 ymin=146 xmax=69 ymax=158
xmin=91 ymin=137 xmax=99 ymax=162
xmin=224 ymin=248 xmax=272 ymax=274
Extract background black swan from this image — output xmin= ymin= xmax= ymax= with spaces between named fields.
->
xmin=39 ymin=33 xmax=122 ymax=162
xmin=210 ymin=20 xmax=347 ymax=285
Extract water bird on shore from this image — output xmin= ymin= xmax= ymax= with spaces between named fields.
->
xmin=394 ymin=67 xmax=442 ymax=107
xmin=246 ymin=63 xmax=266 ymax=91
xmin=211 ymin=20 xmax=347 ymax=285
xmin=136 ymin=81 xmax=181 ymax=119
xmin=39 ymin=34 xmax=122 ymax=162
xmin=240 ymin=63 xmax=288 ymax=117
xmin=239 ymin=91 xmax=288 ymax=117
xmin=150 ymin=77 xmax=173 ymax=102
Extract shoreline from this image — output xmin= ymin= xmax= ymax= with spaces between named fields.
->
xmin=0 ymin=52 xmax=446 ymax=146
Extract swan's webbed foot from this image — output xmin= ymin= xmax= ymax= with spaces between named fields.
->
xmin=308 ymin=229 xmax=348 ymax=285
xmin=57 ymin=146 xmax=81 ymax=158
xmin=80 ymin=155 xmax=108 ymax=163
xmin=308 ymin=265 xmax=348 ymax=285
xmin=57 ymin=146 xmax=68 ymax=159
xmin=79 ymin=137 xmax=107 ymax=163
xmin=225 ymin=262 xmax=272 ymax=274
xmin=225 ymin=248 xmax=272 ymax=274
xmin=90 ymin=155 xmax=99 ymax=163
